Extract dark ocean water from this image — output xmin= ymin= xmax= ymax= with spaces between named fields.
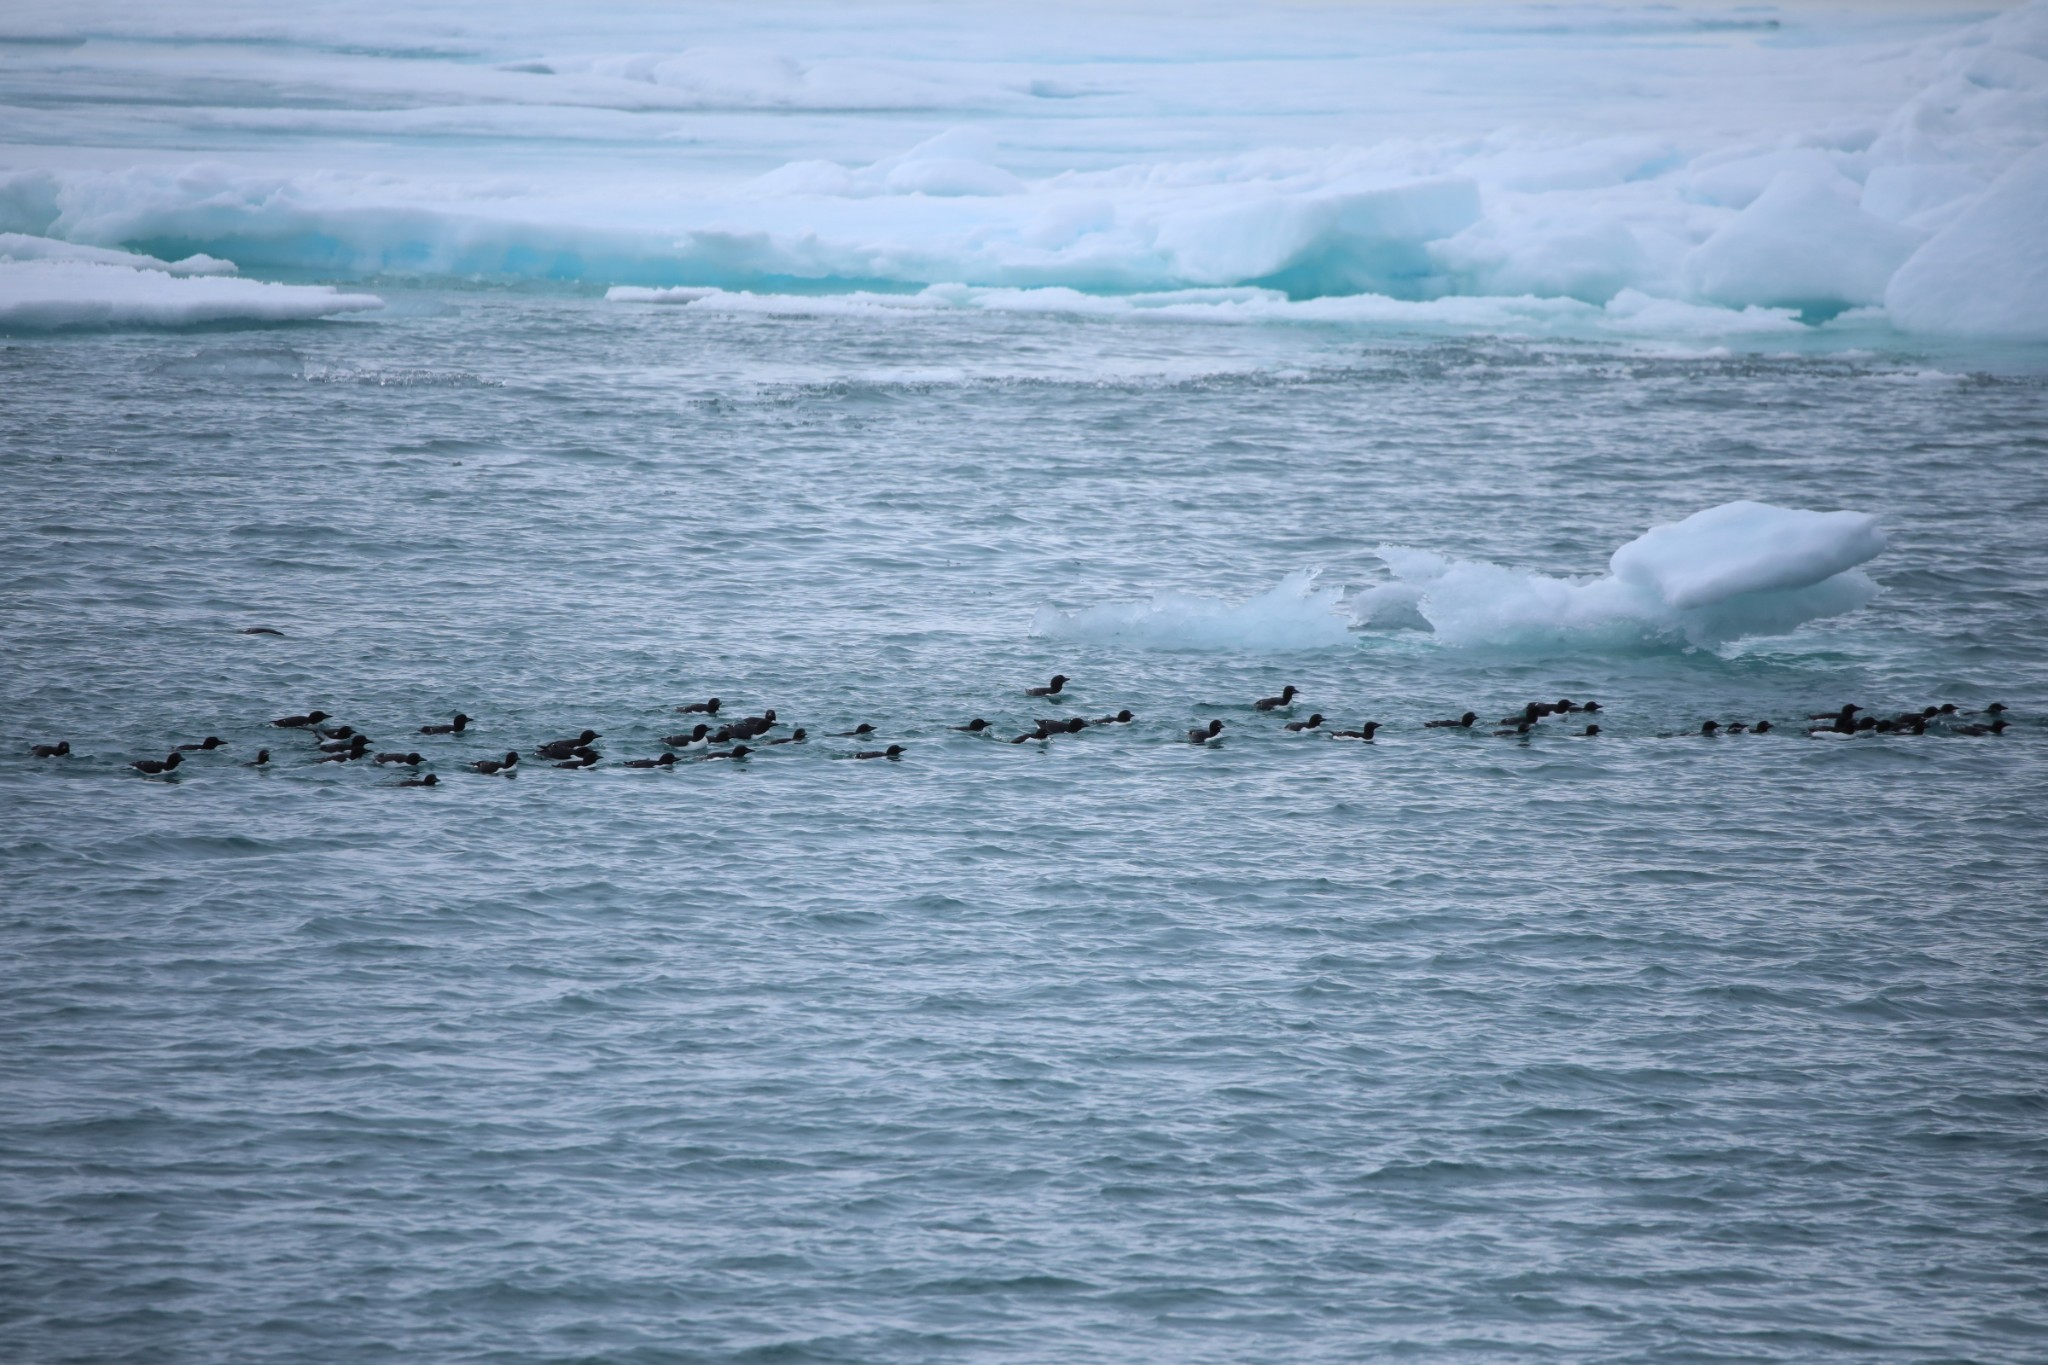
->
xmin=3 ymin=296 xmax=2047 ymax=1362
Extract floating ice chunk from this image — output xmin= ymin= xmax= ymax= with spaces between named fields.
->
xmin=0 ymin=261 xmax=381 ymax=329
xmin=1684 ymin=173 xmax=1923 ymax=311
xmin=604 ymin=285 xmax=720 ymax=304
xmin=1607 ymin=501 xmax=1887 ymax=610
xmin=1032 ymin=571 xmax=1352 ymax=651
xmin=0 ymin=232 xmax=235 ymax=274
xmin=1368 ymin=501 xmax=1885 ymax=651
xmin=1885 ymin=145 xmax=2048 ymax=341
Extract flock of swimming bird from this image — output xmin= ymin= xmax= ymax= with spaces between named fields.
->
xmin=21 ymin=673 xmax=2018 ymax=782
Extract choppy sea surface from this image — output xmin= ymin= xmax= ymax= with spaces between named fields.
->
xmin=4 ymin=296 xmax=2047 ymax=1363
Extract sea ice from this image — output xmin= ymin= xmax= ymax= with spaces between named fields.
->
xmin=0 ymin=260 xmax=382 ymax=330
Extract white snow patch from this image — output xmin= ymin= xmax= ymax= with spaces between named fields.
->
xmin=0 ymin=260 xmax=382 ymax=329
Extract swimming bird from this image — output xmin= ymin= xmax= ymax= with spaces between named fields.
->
xmin=374 ymin=752 xmax=423 ymax=765
xmin=316 ymin=743 xmax=368 ymax=763
xmin=763 ymin=728 xmax=807 ymax=745
xmin=833 ymin=723 xmax=876 ymax=738
xmin=1533 ymin=698 xmax=1576 ymax=717
xmin=319 ymin=734 xmax=370 ymax=755
xmin=702 ymin=745 xmax=752 ymax=761
xmin=131 ymin=752 xmax=183 ymax=775
xmin=662 ymin=724 xmax=711 ymax=748
xmin=1726 ymin=722 xmax=1748 ymax=734
xmin=1494 ymin=721 xmax=1533 ymax=737
xmin=314 ymin=725 xmax=355 ymax=740
xmin=1283 ymin=713 xmax=1325 ymax=732
xmin=953 ymin=718 xmax=992 ymax=732
xmin=1025 ymin=675 xmax=1068 ymax=697
xmin=1330 ymin=721 xmax=1380 ymax=740
xmin=1752 ymin=721 xmax=1772 ymax=734
xmin=419 ymin=713 xmax=470 ymax=735
xmin=555 ymin=748 xmax=601 ymax=768
xmin=675 ymin=698 xmax=721 ymax=715
xmin=472 ymin=751 xmax=519 ymax=775
xmin=398 ymin=773 xmax=438 ymax=787
xmin=718 ymin=710 xmax=777 ymax=741
xmin=1187 ymin=720 xmax=1225 ymax=743
xmin=240 ymin=626 xmax=284 ymax=636
xmin=244 ymin=749 xmax=270 ymax=767
xmin=1089 ymin=710 xmax=1134 ymax=726
xmin=853 ymin=745 xmax=904 ymax=760
xmin=1499 ymin=702 xmax=1543 ymax=727
xmin=1579 ymin=725 xmax=1601 ymax=736
xmin=1699 ymin=720 xmax=1720 ymax=736
xmin=1955 ymin=720 xmax=2007 ymax=736
xmin=175 ymin=736 xmax=226 ymax=752
xmin=535 ymin=730 xmax=601 ymax=760
xmin=271 ymin=710 xmax=329 ymax=729
xmin=30 ymin=741 xmax=69 ymax=758
xmin=1425 ymin=711 xmax=1478 ymax=729
xmin=1253 ymin=686 xmax=1297 ymax=711
xmin=1571 ymin=700 xmax=1601 ymax=713
xmin=621 ymin=753 xmax=678 ymax=768
xmin=1807 ymin=704 xmax=1861 ymax=725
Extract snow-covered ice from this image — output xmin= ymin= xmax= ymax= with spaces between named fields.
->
xmin=0 ymin=0 xmax=2042 ymax=340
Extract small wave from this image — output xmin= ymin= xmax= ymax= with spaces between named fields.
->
xmin=1032 ymin=570 xmax=1352 ymax=651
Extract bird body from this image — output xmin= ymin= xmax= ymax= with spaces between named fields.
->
xmin=535 ymin=731 xmax=601 ymax=760
xmin=1253 ymin=686 xmax=1297 ymax=711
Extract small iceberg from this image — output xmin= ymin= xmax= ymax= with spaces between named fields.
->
xmin=1362 ymin=500 xmax=1885 ymax=649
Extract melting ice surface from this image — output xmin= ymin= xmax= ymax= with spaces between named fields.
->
xmin=1033 ymin=571 xmax=1353 ymax=651
xmin=1361 ymin=501 xmax=1887 ymax=649
xmin=1 ymin=0 xmax=2045 ymax=341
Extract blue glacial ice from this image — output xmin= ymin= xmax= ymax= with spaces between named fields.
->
xmin=0 ymin=0 xmax=2042 ymax=339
